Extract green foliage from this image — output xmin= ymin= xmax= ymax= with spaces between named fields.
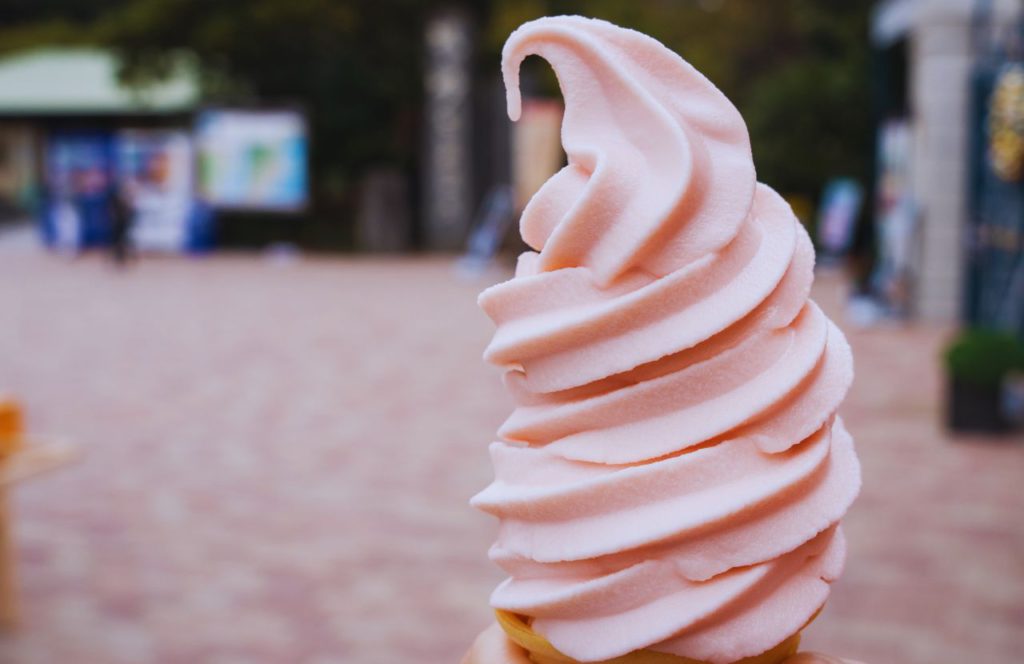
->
xmin=0 ymin=0 xmax=874 ymax=242
xmin=944 ymin=328 xmax=1024 ymax=387
xmin=94 ymin=0 xmax=429 ymax=181
xmin=0 ymin=0 xmax=110 ymax=56
xmin=0 ymin=0 xmax=444 ymax=247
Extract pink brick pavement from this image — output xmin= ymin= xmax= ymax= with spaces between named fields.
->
xmin=0 ymin=245 xmax=1021 ymax=663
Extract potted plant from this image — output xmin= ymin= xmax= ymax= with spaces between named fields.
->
xmin=944 ymin=328 xmax=1024 ymax=433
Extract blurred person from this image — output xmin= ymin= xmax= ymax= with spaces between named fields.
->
xmin=52 ymin=193 xmax=81 ymax=256
xmin=108 ymin=180 xmax=136 ymax=267
xmin=53 ymin=168 xmax=93 ymax=256
xmin=462 ymin=623 xmax=865 ymax=664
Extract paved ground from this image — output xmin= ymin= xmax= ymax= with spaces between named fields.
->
xmin=0 ymin=239 xmax=1021 ymax=663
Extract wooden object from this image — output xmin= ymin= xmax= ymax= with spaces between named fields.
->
xmin=0 ymin=397 xmax=78 ymax=629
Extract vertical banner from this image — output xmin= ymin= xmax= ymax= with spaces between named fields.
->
xmin=871 ymin=119 xmax=916 ymax=316
xmin=116 ymin=130 xmax=194 ymax=252
xmin=43 ymin=131 xmax=115 ymax=250
xmin=969 ymin=62 xmax=1024 ymax=335
xmin=816 ymin=178 xmax=863 ymax=259
xmin=423 ymin=8 xmax=473 ymax=249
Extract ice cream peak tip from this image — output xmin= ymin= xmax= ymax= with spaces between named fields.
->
xmin=499 ymin=15 xmax=756 ymax=286
xmin=501 ymin=16 xmax=631 ymax=121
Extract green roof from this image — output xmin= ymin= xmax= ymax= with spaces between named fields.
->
xmin=0 ymin=48 xmax=199 ymax=115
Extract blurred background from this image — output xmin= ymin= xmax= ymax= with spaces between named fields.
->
xmin=0 ymin=0 xmax=1022 ymax=662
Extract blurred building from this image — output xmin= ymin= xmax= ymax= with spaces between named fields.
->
xmin=0 ymin=49 xmax=197 ymax=117
xmin=0 ymin=48 xmax=310 ymax=254
xmin=871 ymin=0 xmax=1024 ymax=334
xmin=0 ymin=48 xmax=200 ymax=249
xmin=0 ymin=48 xmax=192 ymax=225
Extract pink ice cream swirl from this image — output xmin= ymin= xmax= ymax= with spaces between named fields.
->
xmin=472 ymin=15 xmax=861 ymax=664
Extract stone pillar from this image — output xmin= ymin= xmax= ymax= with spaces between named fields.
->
xmin=423 ymin=7 xmax=474 ymax=250
xmin=910 ymin=1 xmax=974 ymax=321
xmin=909 ymin=0 xmax=1020 ymax=321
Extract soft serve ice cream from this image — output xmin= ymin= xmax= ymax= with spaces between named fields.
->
xmin=472 ymin=16 xmax=861 ymax=664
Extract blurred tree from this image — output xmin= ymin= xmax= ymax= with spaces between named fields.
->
xmin=0 ymin=0 xmax=871 ymax=245
xmin=0 ymin=0 xmax=436 ymax=248
xmin=99 ymin=0 xmax=433 ymax=248
xmin=0 ymin=0 xmax=113 ymax=52
xmin=486 ymin=0 xmax=873 ymax=203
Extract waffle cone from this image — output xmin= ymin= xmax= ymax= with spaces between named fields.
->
xmin=495 ymin=610 xmax=803 ymax=664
